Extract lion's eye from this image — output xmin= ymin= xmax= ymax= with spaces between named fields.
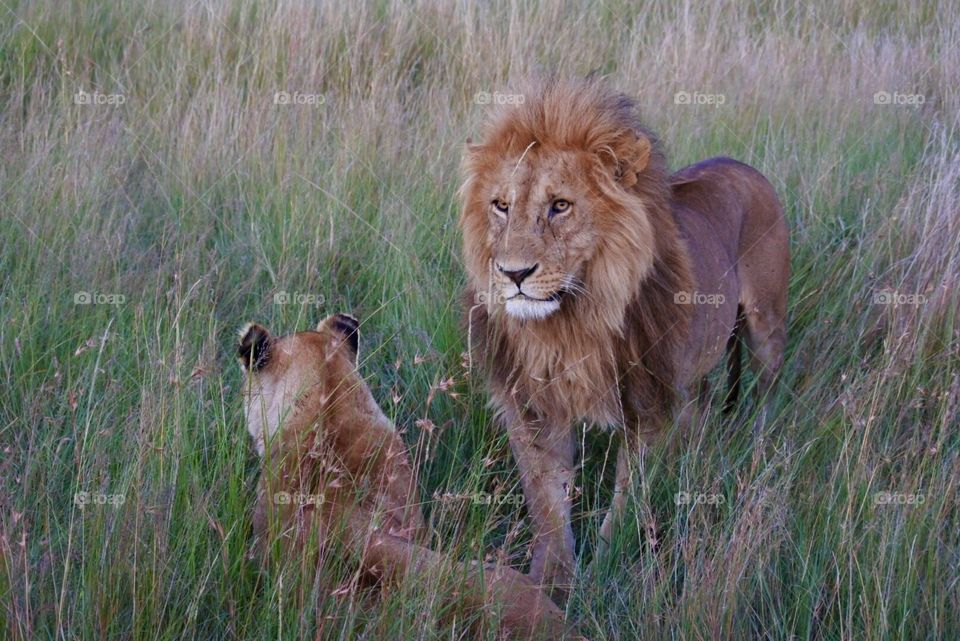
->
xmin=549 ymin=199 xmax=571 ymax=217
xmin=491 ymin=199 xmax=509 ymax=217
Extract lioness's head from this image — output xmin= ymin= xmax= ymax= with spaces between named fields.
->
xmin=237 ymin=313 xmax=361 ymax=455
xmin=461 ymin=78 xmax=670 ymax=326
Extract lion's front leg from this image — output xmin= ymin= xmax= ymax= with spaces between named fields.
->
xmin=507 ymin=412 xmax=576 ymax=605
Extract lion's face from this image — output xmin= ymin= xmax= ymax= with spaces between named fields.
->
xmin=460 ymin=80 xmax=669 ymax=325
xmin=462 ymin=136 xmax=658 ymax=326
xmin=472 ymin=147 xmax=613 ymax=321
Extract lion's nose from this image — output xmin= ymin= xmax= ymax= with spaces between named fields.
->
xmin=498 ymin=263 xmax=538 ymax=287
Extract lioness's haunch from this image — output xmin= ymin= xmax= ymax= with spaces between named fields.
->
xmin=237 ymin=314 xmax=572 ymax=640
xmin=461 ymin=77 xmax=790 ymax=602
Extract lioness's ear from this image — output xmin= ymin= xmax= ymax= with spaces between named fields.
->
xmin=603 ymin=130 xmax=652 ymax=189
xmin=238 ymin=323 xmax=272 ymax=371
xmin=318 ymin=313 xmax=360 ymax=364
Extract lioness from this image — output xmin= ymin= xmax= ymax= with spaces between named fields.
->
xmin=460 ymin=78 xmax=789 ymax=601
xmin=238 ymin=314 xmax=570 ymax=639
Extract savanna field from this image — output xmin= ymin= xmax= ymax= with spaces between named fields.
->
xmin=1 ymin=1 xmax=958 ymax=639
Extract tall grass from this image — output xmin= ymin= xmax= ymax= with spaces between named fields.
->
xmin=1 ymin=0 xmax=957 ymax=639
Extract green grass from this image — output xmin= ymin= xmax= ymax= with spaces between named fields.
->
xmin=1 ymin=0 xmax=958 ymax=639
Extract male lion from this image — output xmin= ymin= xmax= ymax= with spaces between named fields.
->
xmin=460 ymin=78 xmax=789 ymax=601
xmin=237 ymin=313 xmax=570 ymax=639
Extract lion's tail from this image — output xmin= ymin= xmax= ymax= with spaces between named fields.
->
xmin=723 ymin=305 xmax=746 ymax=415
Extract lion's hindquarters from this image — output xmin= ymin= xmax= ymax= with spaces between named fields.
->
xmin=671 ymin=157 xmax=789 ymax=407
xmin=733 ymin=166 xmax=789 ymax=400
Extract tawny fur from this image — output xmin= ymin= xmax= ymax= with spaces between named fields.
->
xmin=460 ymin=77 xmax=790 ymax=601
xmin=238 ymin=315 xmax=571 ymax=640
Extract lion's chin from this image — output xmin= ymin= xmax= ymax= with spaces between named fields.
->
xmin=504 ymin=297 xmax=561 ymax=321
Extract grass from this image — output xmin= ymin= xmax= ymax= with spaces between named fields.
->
xmin=1 ymin=0 xmax=958 ymax=639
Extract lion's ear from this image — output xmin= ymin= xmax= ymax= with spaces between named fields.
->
xmin=603 ymin=130 xmax=652 ymax=189
xmin=238 ymin=323 xmax=272 ymax=371
xmin=317 ymin=313 xmax=360 ymax=365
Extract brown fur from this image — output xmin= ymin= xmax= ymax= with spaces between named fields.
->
xmin=460 ymin=77 xmax=790 ymax=602
xmin=238 ymin=315 xmax=573 ymax=640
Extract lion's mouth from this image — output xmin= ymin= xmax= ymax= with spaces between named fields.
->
xmin=509 ymin=289 xmax=565 ymax=303
xmin=504 ymin=289 xmax=566 ymax=320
